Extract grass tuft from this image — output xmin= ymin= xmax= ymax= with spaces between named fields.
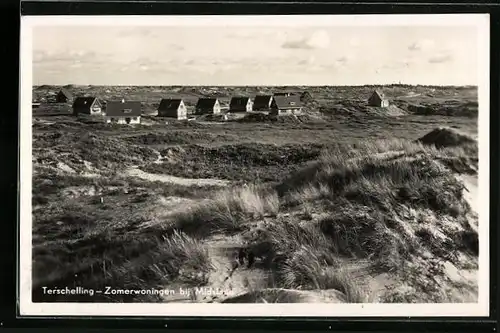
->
xmin=171 ymin=184 xmax=280 ymax=237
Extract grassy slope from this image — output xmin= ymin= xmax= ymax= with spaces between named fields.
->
xmin=31 ymin=85 xmax=479 ymax=303
xmin=165 ymin=138 xmax=478 ymax=303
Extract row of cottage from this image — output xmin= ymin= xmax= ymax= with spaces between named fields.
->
xmin=52 ymin=89 xmax=318 ymax=124
xmin=41 ymin=88 xmax=390 ymax=124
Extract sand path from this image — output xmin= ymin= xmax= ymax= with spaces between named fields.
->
xmin=200 ymin=234 xmax=264 ymax=303
xmin=125 ymin=167 xmax=231 ymax=187
xmin=125 ymin=148 xmax=231 ymax=187
xmin=199 ymin=234 xmax=348 ymax=303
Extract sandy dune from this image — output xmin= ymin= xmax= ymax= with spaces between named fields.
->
xmin=457 ymin=174 xmax=478 ymax=214
xmin=178 ymin=150 xmax=481 ymax=304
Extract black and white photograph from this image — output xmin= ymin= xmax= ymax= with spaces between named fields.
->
xmin=19 ymin=14 xmax=490 ymax=317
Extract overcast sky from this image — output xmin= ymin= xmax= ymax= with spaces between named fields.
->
xmin=32 ymin=24 xmax=480 ymax=86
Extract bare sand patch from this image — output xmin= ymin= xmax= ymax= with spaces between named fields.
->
xmin=125 ymin=167 xmax=231 ymax=187
xmin=456 ymin=174 xmax=478 ymax=214
xmin=60 ymin=185 xmax=97 ymax=198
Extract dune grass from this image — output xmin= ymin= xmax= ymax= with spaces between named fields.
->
xmin=225 ymin=133 xmax=477 ymax=302
xmin=279 ymin=246 xmax=369 ymax=303
xmin=32 ymin=124 xmax=479 ymax=303
xmin=33 ymin=227 xmax=212 ymax=302
xmin=32 ymin=171 xmax=217 ymax=302
xmin=169 ymin=184 xmax=280 ymax=237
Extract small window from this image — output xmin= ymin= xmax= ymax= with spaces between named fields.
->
xmin=123 ymin=109 xmax=132 ymax=114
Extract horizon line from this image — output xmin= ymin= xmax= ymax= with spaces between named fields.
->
xmin=33 ymin=84 xmax=478 ymax=88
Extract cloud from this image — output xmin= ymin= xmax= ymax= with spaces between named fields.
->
xmin=33 ymin=49 xmax=108 ymax=66
xmin=408 ymin=39 xmax=435 ymax=51
xmin=33 ymin=50 xmax=51 ymax=62
xmin=69 ymin=50 xmax=96 ymax=58
xmin=33 ymin=50 xmax=73 ymax=63
xmin=130 ymin=56 xmax=162 ymax=68
xmin=170 ymin=44 xmax=184 ymax=51
xmin=282 ymin=30 xmax=330 ymax=50
xmin=336 ymin=56 xmax=348 ymax=64
xmin=408 ymin=43 xmax=419 ymax=51
xmin=298 ymin=55 xmax=316 ymax=66
xmin=428 ymin=53 xmax=453 ymax=64
xmin=70 ymin=62 xmax=83 ymax=69
xmin=282 ymin=40 xmax=313 ymax=50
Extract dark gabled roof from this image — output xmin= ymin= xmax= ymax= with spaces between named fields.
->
xmin=196 ymin=98 xmax=218 ymax=109
xmin=273 ymin=95 xmax=303 ymax=109
xmin=58 ymin=88 xmax=73 ymax=98
xmin=72 ymin=97 xmax=99 ymax=109
xmin=229 ymin=96 xmax=251 ymax=107
xmin=253 ymin=95 xmax=273 ymax=108
xmin=158 ymin=98 xmax=183 ymax=111
xmin=371 ymin=90 xmax=387 ymax=100
xmin=254 ymin=95 xmax=273 ymax=102
xmin=105 ymin=100 xmax=142 ymax=117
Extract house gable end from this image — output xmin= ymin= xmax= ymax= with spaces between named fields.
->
xmin=73 ymin=97 xmax=99 ymax=109
xmin=91 ymin=98 xmax=102 ymax=109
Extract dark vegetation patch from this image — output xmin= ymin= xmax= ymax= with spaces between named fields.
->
xmin=318 ymin=100 xmax=407 ymax=118
xmin=122 ymin=131 xmax=237 ymax=145
xmin=403 ymin=101 xmax=478 ymax=118
xmin=32 ymin=222 xmax=212 ymax=302
xmin=143 ymin=143 xmax=326 ymax=183
xmin=34 ymin=131 xmax=158 ymax=170
xmin=416 ymin=127 xmax=477 ymax=149
xmin=236 ymin=113 xmax=324 ymax=124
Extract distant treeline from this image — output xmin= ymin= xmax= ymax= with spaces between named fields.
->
xmin=33 ymin=84 xmax=478 ymax=90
